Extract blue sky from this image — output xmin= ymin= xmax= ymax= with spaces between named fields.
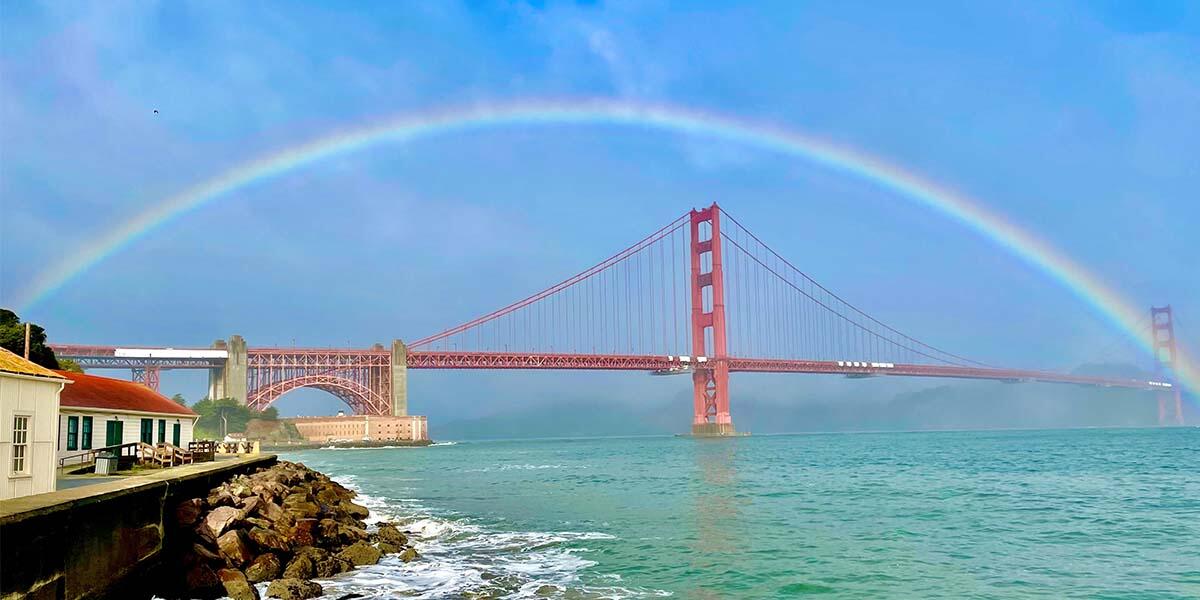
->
xmin=2 ymin=1 xmax=1196 ymax=422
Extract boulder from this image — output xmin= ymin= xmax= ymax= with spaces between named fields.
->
xmin=244 ymin=552 xmax=282 ymax=583
xmin=192 ymin=542 xmax=222 ymax=563
xmin=376 ymin=524 xmax=407 ymax=546
xmin=206 ymin=506 xmax=243 ymax=538
xmin=337 ymin=540 xmax=383 ymax=566
xmin=217 ymin=530 xmax=255 ymax=567
xmin=398 ymin=547 xmax=419 ymax=563
xmin=289 ymin=518 xmax=318 ymax=546
xmin=313 ymin=555 xmax=352 ymax=577
xmin=183 ymin=560 xmax=222 ymax=596
xmin=247 ymin=526 xmax=290 ymax=552
xmin=341 ymin=501 xmax=370 ymax=519
xmin=217 ymin=568 xmax=260 ymax=600
xmin=376 ymin=541 xmax=400 ymax=555
xmin=265 ymin=578 xmax=323 ymax=600
xmin=175 ymin=498 xmax=204 ymax=527
xmin=239 ymin=495 xmax=261 ymax=516
xmin=281 ymin=554 xmax=314 ymax=580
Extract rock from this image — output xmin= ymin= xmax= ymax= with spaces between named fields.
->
xmin=192 ymin=542 xmax=222 ymax=563
xmin=313 ymin=555 xmax=352 ymax=577
xmin=184 ymin=560 xmax=222 ymax=595
xmin=245 ymin=516 xmax=274 ymax=530
xmin=217 ymin=530 xmax=255 ymax=567
xmin=217 ymin=568 xmax=260 ymax=600
xmin=376 ymin=524 xmax=407 ymax=547
xmin=376 ymin=541 xmax=400 ymax=554
xmin=175 ymin=498 xmax=204 ymax=527
xmin=206 ymin=505 xmax=243 ymax=538
xmin=341 ymin=500 xmax=370 ymax=519
xmin=398 ymin=547 xmax=419 ymax=563
xmin=284 ymin=497 xmax=321 ymax=519
xmin=265 ymin=578 xmax=323 ymax=600
xmin=239 ymin=495 xmax=261 ymax=516
xmin=244 ymin=552 xmax=281 ymax=583
xmin=281 ymin=554 xmax=314 ymax=579
xmin=337 ymin=540 xmax=383 ymax=566
xmin=289 ymin=518 xmax=318 ymax=546
xmin=535 ymin=585 xmax=558 ymax=597
xmin=247 ymin=526 xmax=290 ymax=552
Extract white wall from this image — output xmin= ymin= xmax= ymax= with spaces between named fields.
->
xmin=57 ymin=409 xmax=197 ymax=462
xmin=0 ymin=373 xmax=62 ymax=500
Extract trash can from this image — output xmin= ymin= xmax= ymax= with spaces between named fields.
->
xmin=95 ymin=453 xmax=118 ymax=475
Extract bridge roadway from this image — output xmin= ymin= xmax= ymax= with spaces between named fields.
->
xmin=51 ymin=344 xmax=1170 ymax=391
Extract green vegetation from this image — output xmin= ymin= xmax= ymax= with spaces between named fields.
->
xmin=58 ymin=357 xmax=83 ymax=372
xmin=191 ymin=397 xmax=278 ymax=439
xmin=0 ymin=309 xmax=60 ymax=369
xmin=172 ymin=393 xmax=188 ymax=407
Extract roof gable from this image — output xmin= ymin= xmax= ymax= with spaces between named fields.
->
xmin=0 ymin=347 xmax=68 ymax=380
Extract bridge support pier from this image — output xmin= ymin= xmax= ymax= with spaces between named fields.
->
xmin=391 ymin=339 xmax=408 ymax=416
xmin=690 ymin=203 xmax=737 ymax=437
xmin=210 ymin=335 xmax=248 ymax=404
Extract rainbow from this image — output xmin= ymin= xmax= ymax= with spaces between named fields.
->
xmin=10 ymin=99 xmax=1196 ymax=396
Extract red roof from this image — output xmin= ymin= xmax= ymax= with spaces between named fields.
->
xmin=55 ymin=371 xmax=198 ymax=417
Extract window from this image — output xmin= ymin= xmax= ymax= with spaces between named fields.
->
xmin=81 ymin=417 xmax=93 ymax=450
xmin=11 ymin=415 xmax=30 ymax=474
xmin=106 ymin=420 xmax=123 ymax=447
xmin=172 ymin=423 xmax=181 ymax=447
xmin=158 ymin=419 xmax=166 ymax=444
xmin=140 ymin=419 xmax=153 ymax=444
xmin=67 ymin=416 xmax=79 ymax=451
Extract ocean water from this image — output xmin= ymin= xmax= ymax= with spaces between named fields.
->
xmin=279 ymin=428 xmax=1199 ymax=599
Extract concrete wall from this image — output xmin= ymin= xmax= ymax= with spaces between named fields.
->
xmin=390 ymin=339 xmax=408 ymax=416
xmin=0 ymin=373 xmax=63 ymax=500
xmin=56 ymin=410 xmax=197 ymax=461
xmin=288 ymin=415 xmax=428 ymax=442
xmin=0 ymin=454 xmax=276 ymax=600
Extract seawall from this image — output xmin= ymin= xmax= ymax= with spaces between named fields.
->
xmin=0 ymin=455 xmax=277 ymax=600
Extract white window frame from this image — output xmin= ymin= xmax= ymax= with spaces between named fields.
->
xmin=11 ymin=413 xmax=33 ymax=476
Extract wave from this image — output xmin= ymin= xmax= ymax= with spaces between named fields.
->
xmin=304 ymin=476 xmax=670 ymax=599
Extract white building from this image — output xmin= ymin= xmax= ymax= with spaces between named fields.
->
xmin=0 ymin=348 xmax=68 ymax=500
xmin=56 ymin=370 xmax=199 ymax=463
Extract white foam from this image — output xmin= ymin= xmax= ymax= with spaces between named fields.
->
xmin=311 ymin=477 xmax=671 ymax=599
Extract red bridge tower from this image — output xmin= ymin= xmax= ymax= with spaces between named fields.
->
xmin=1151 ymin=305 xmax=1184 ymax=426
xmin=690 ymin=204 xmax=735 ymax=435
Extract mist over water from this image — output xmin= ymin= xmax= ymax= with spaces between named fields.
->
xmin=280 ymin=427 xmax=1199 ymax=599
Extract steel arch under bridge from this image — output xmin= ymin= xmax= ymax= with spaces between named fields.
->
xmin=246 ymin=348 xmax=392 ymax=414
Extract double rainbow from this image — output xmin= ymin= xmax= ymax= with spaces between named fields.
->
xmin=11 ymin=99 xmax=1195 ymax=396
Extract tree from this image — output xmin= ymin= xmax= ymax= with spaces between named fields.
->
xmin=58 ymin=358 xmax=84 ymax=373
xmin=190 ymin=398 xmax=276 ymax=439
xmin=0 ymin=309 xmax=60 ymax=369
xmin=172 ymin=393 xmax=188 ymax=407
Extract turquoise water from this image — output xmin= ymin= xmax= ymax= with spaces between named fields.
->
xmin=280 ymin=428 xmax=1199 ymax=599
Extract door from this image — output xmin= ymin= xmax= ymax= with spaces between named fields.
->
xmin=140 ymin=419 xmax=153 ymax=444
xmin=158 ymin=419 xmax=166 ymax=444
xmin=105 ymin=420 xmax=123 ymax=447
xmin=172 ymin=423 xmax=181 ymax=446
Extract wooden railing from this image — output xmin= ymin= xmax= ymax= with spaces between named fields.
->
xmin=60 ymin=441 xmax=209 ymax=470
xmin=58 ymin=442 xmax=143 ymax=468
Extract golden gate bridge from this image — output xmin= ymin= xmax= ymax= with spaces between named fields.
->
xmin=51 ymin=204 xmax=1185 ymax=434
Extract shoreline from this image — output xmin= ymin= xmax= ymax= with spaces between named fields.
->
xmin=262 ymin=439 xmax=434 ymax=451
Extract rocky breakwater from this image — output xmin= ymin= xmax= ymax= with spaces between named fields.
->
xmin=169 ymin=461 xmax=418 ymax=600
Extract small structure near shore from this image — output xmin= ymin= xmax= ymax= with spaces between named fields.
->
xmin=56 ymin=370 xmax=199 ymax=466
xmin=0 ymin=348 xmax=68 ymax=499
xmin=287 ymin=413 xmax=428 ymax=444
